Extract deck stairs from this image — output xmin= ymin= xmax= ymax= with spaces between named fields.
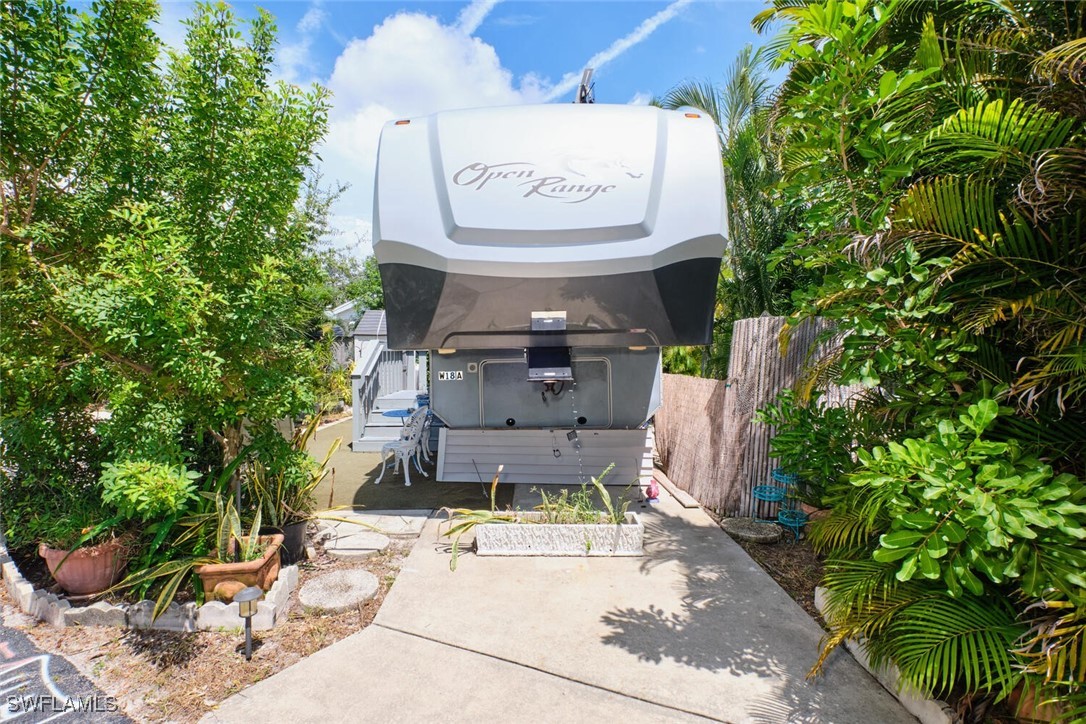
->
xmin=350 ymin=335 xmax=430 ymax=453
xmin=352 ymin=390 xmax=428 ymax=452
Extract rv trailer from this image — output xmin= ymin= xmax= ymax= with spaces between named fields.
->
xmin=372 ymin=103 xmax=727 ymax=485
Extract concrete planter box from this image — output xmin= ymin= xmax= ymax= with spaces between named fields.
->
xmin=475 ymin=512 xmax=643 ymax=557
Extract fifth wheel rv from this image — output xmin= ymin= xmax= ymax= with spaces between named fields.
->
xmin=372 ymin=100 xmax=727 ymax=485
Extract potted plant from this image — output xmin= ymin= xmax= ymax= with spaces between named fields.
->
xmin=441 ymin=464 xmax=643 ymax=570
xmin=34 ymin=505 xmax=129 ymax=597
xmin=192 ymin=497 xmax=283 ymax=603
xmin=248 ymin=414 xmax=340 ymax=564
xmin=118 ymin=493 xmax=282 ymax=619
xmin=34 ymin=458 xmax=204 ymax=597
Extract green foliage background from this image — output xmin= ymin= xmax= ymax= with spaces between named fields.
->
xmin=745 ymin=0 xmax=1085 ymax=714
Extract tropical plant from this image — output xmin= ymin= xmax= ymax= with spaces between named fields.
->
xmin=757 ymin=389 xmax=867 ymax=507
xmin=441 ymin=464 xmax=632 ymax=570
xmin=753 ymin=0 xmax=1085 ymax=711
xmin=99 ymin=461 xmax=200 ymax=523
xmin=535 ymin=464 xmax=632 ymax=525
xmin=809 ymin=400 xmax=1086 ymax=707
xmin=814 ymin=559 xmax=1024 ymax=698
xmin=115 ymin=492 xmax=269 ymax=619
xmin=441 ymin=467 xmax=513 ymax=571
xmin=1 ymin=0 xmax=334 ymax=593
xmin=247 ymin=414 xmax=340 ymax=528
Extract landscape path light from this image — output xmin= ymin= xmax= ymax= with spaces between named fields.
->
xmin=234 ymin=585 xmax=263 ymax=661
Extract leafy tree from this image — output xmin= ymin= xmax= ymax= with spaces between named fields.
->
xmin=356 ymin=254 xmax=384 ymax=311
xmin=1 ymin=1 xmax=330 ymax=550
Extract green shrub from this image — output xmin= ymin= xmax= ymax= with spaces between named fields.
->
xmin=757 ymin=389 xmax=864 ymax=507
xmin=856 ymin=400 xmax=1086 ymax=600
xmin=812 ymin=400 xmax=1086 ymax=705
xmin=100 ymin=460 xmax=200 ymax=522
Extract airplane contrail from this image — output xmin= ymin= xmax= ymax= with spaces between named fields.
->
xmin=457 ymin=0 xmax=502 ymax=35
xmin=544 ymin=0 xmax=695 ymax=102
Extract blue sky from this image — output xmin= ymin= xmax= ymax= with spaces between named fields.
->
xmin=157 ymin=0 xmax=776 ymax=256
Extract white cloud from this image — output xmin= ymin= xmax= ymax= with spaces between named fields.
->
xmin=313 ymin=0 xmax=692 ymax=258
xmin=328 ymin=215 xmax=375 ymax=257
xmin=544 ymin=0 xmax=694 ymax=101
xmin=278 ymin=1 xmax=328 ymax=85
xmin=628 ymin=92 xmax=652 ymax=106
xmin=297 ymin=4 xmax=328 ymax=34
xmin=493 ymin=13 xmax=538 ymax=28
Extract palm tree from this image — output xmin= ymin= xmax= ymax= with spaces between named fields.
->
xmin=657 ymin=46 xmax=810 ymax=377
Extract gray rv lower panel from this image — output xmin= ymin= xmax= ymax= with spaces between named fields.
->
xmin=379 ymin=257 xmax=720 ymax=350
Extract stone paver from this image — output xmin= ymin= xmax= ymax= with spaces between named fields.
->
xmin=298 ymin=569 xmax=379 ymax=613
xmin=720 ymin=516 xmax=784 ymax=543
xmin=318 ymin=508 xmax=431 ymax=538
xmin=323 ymin=531 xmax=391 ymax=560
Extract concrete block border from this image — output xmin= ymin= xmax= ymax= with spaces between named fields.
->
xmin=0 ymin=529 xmax=297 ymax=632
xmin=814 ymin=586 xmax=958 ymax=724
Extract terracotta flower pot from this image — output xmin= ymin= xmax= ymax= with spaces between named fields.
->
xmin=799 ymin=503 xmax=830 ymax=521
xmin=38 ymin=538 xmax=127 ymax=596
xmin=194 ymin=534 xmax=283 ymax=603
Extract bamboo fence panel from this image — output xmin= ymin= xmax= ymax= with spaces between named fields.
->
xmin=655 ymin=374 xmax=736 ymax=512
xmin=655 ymin=315 xmax=859 ymax=517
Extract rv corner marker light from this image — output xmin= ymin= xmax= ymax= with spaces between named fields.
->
xmin=437 ymin=348 xmax=457 ymax=355
xmin=684 ymin=112 xmax=701 ymax=119
xmin=395 ymin=119 xmax=411 ymax=125
xmin=629 ymin=346 xmax=647 ymax=351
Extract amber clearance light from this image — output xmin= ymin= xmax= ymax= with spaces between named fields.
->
xmin=395 ymin=119 xmax=411 ymax=125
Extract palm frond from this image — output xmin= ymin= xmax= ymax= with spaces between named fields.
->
xmin=658 ymin=80 xmax=725 ymax=132
xmin=1017 ymin=599 xmax=1086 ymax=686
xmin=808 ymin=504 xmax=882 ymax=554
xmin=871 ymin=594 xmax=1023 ymax=698
xmin=893 ymin=176 xmax=998 ymax=248
xmin=924 ymin=99 xmax=1075 ymax=176
xmin=1034 ymin=36 xmax=1086 ymax=86
xmin=1018 ymin=147 xmax=1086 ymax=221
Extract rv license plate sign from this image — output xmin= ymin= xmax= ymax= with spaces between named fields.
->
xmin=438 ymin=371 xmax=464 ymax=381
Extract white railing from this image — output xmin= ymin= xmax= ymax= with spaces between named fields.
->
xmin=352 ymin=339 xmax=386 ymax=442
xmin=351 ymin=342 xmax=430 ymax=447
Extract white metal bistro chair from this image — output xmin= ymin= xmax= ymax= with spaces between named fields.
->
xmin=374 ymin=407 xmax=429 ymax=486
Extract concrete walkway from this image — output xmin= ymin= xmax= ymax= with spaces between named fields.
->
xmin=204 ymin=491 xmax=914 ymax=723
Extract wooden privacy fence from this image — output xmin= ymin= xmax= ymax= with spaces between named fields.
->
xmin=655 ymin=316 xmax=857 ymax=517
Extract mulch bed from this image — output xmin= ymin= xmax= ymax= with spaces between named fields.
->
xmin=2 ymin=537 xmax=408 ymax=723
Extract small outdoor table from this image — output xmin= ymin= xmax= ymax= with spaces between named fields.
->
xmin=381 ymin=408 xmax=413 ymax=426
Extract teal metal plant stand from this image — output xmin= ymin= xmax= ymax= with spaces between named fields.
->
xmin=751 ymin=468 xmax=808 ymax=543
